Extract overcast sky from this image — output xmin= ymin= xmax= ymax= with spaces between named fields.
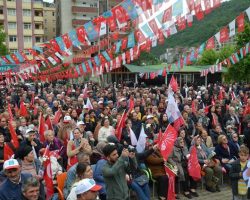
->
xmin=43 ymin=0 xmax=54 ymax=3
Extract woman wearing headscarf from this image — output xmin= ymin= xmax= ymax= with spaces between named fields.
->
xmin=192 ymin=136 xmax=222 ymax=192
xmin=168 ymin=137 xmax=199 ymax=199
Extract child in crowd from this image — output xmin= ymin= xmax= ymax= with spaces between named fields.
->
xmin=229 ymin=145 xmax=249 ymax=200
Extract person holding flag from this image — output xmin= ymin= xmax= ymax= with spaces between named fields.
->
xmin=168 ymin=137 xmax=199 ymax=198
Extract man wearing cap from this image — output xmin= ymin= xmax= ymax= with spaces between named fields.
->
xmin=20 ymin=129 xmax=42 ymax=157
xmin=117 ymin=97 xmax=127 ymax=113
xmin=0 ymin=159 xmax=32 ymax=199
xmin=102 ymin=144 xmax=130 ymax=200
xmin=75 ymin=178 xmax=102 ymax=200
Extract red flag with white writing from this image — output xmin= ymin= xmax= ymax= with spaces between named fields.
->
xmin=169 ymin=75 xmax=178 ymax=92
xmin=220 ymin=27 xmax=229 ymax=43
xmin=188 ymin=146 xmax=201 ymax=181
xmin=159 ymin=125 xmax=177 ymax=161
xmin=206 ymin=37 xmax=215 ymax=50
xmin=43 ymin=146 xmax=54 ymax=200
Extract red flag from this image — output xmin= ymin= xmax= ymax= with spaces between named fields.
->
xmin=53 ymin=110 xmax=62 ymax=125
xmin=204 ymin=0 xmax=212 ymax=14
xmin=194 ymin=3 xmax=204 ymax=20
xmin=159 ymin=125 xmax=177 ymax=161
xmin=186 ymin=0 xmax=195 ymax=12
xmin=164 ymin=165 xmax=176 ymax=200
xmin=188 ymin=146 xmax=201 ymax=181
xmin=155 ymin=129 xmax=163 ymax=144
xmin=141 ymin=0 xmax=152 ymax=11
xmin=177 ymin=17 xmax=186 ymax=31
xmin=135 ymin=29 xmax=146 ymax=44
xmin=62 ymin=33 xmax=72 ymax=49
xmin=38 ymin=113 xmax=46 ymax=143
xmin=76 ymin=26 xmax=89 ymax=45
xmin=50 ymin=39 xmax=60 ymax=52
xmin=204 ymin=106 xmax=210 ymax=114
xmin=237 ymin=13 xmax=245 ymax=33
xmin=112 ymin=6 xmax=127 ymax=26
xmin=149 ymin=19 xmax=159 ymax=35
xmin=10 ymin=54 xmax=20 ymax=64
xmin=206 ymin=37 xmax=215 ymax=49
xmin=8 ymin=103 xmax=13 ymax=121
xmin=9 ymin=120 xmax=19 ymax=149
xmin=115 ymin=110 xmax=127 ymax=141
xmin=169 ymin=76 xmax=178 ymax=92
xmin=4 ymin=143 xmax=14 ymax=161
xmin=191 ymin=100 xmax=197 ymax=114
xmin=129 ymin=97 xmax=134 ymax=112
xmin=162 ymin=6 xmax=172 ymax=23
xmin=107 ymin=15 xmax=117 ymax=32
xmin=220 ymin=27 xmax=229 ymax=43
xmin=43 ymin=147 xmax=54 ymax=200
xmin=19 ymin=101 xmax=28 ymax=117
xmin=45 ymin=116 xmax=53 ymax=131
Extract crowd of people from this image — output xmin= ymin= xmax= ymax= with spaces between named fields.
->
xmin=0 ymin=80 xmax=249 ymax=200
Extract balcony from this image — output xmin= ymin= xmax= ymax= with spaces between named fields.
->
xmin=8 ymin=42 xmax=18 ymax=49
xmin=34 ymin=29 xmax=44 ymax=35
xmin=72 ymin=19 xmax=88 ymax=26
xmin=6 ymin=1 xmax=15 ymax=8
xmin=23 ymin=16 xmax=32 ymax=23
xmin=34 ymin=16 xmax=43 ymax=22
xmin=22 ymin=2 xmax=31 ymax=9
xmin=72 ymin=6 xmax=97 ymax=13
xmin=7 ymin=16 xmax=16 ymax=22
xmin=8 ymin=29 xmax=17 ymax=35
xmin=24 ymin=42 xmax=33 ymax=49
xmin=0 ymin=14 xmax=3 ymax=21
xmin=23 ymin=29 xmax=32 ymax=35
xmin=33 ymin=2 xmax=43 ymax=9
xmin=0 ymin=0 xmax=3 ymax=7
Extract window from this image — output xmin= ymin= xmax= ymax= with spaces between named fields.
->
xmin=23 ymin=9 xmax=31 ymax=16
xmin=7 ymin=9 xmax=16 ymax=16
xmin=8 ymin=22 xmax=16 ymax=29
xmin=23 ymin=23 xmax=32 ymax=29
xmin=9 ymin=35 xmax=17 ymax=42
xmin=24 ymin=36 xmax=32 ymax=43
xmin=35 ymin=37 xmax=42 ymax=43
xmin=9 ymin=49 xmax=18 ymax=53
xmin=52 ymin=12 xmax=54 ymax=16
xmin=53 ymin=28 xmax=55 ymax=32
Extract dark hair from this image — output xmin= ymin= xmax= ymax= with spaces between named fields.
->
xmin=103 ymin=144 xmax=117 ymax=157
xmin=76 ymin=163 xmax=88 ymax=179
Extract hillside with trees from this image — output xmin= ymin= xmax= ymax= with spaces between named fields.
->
xmin=151 ymin=0 xmax=250 ymax=56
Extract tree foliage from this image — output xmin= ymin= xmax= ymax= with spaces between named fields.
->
xmin=131 ymin=51 xmax=161 ymax=66
xmin=151 ymin=0 xmax=250 ymax=57
xmin=225 ymin=23 xmax=250 ymax=82
xmin=0 ymin=26 xmax=8 ymax=56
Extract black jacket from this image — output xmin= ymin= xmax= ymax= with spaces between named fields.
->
xmin=229 ymin=159 xmax=248 ymax=196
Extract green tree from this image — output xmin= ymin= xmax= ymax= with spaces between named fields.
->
xmin=132 ymin=51 xmax=161 ymax=66
xmin=0 ymin=26 xmax=8 ymax=56
xmin=197 ymin=49 xmax=218 ymax=65
xmin=225 ymin=23 xmax=250 ymax=82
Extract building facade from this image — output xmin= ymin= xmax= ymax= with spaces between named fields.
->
xmin=43 ymin=2 xmax=56 ymax=41
xmin=0 ymin=0 xmax=44 ymax=55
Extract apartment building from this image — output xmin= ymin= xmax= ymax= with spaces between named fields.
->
xmin=0 ymin=0 xmax=44 ymax=55
xmin=43 ymin=2 xmax=56 ymax=41
xmin=55 ymin=0 xmax=99 ymax=36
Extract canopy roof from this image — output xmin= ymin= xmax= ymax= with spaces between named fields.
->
xmin=124 ymin=64 xmax=228 ymax=73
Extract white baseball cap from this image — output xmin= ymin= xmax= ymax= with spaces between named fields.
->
xmin=75 ymin=178 xmax=102 ymax=195
xmin=83 ymin=105 xmax=88 ymax=109
xmin=119 ymin=97 xmax=126 ymax=102
xmin=3 ymin=159 xmax=20 ymax=170
xmin=147 ymin=115 xmax=154 ymax=120
xmin=98 ymin=101 xmax=103 ymax=104
xmin=26 ymin=128 xmax=35 ymax=135
xmin=77 ymin=121 xmax=85 ymax=126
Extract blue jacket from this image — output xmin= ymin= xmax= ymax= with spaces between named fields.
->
xmin=215 ymin=141 xmax=239 ymax=162
xmin=93 ymin=159 xmax=107 ymax=195
xmin=0 ymin=173 xmax=32 ymax=200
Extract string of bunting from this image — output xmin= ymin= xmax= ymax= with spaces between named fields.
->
xmin=139 ymin=6 xmax=250 ymax=79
